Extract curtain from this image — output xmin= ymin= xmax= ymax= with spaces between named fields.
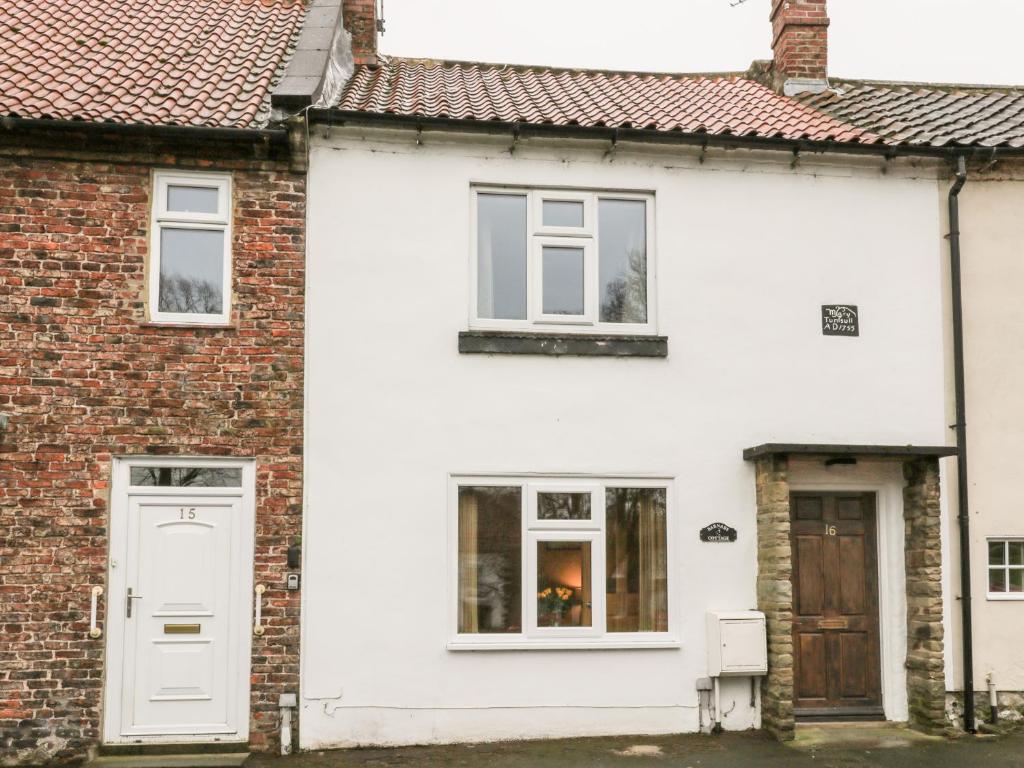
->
xmin=606 ymin=496 xmax=628 ymax=631
xmin=638 ymin=491 xmax=668 ymax=632
xmin=458 ymin=491 xmax=479 ymax=633
xmin=478 ymin=216 xmax=494 ymax=318
xmin=580 ymin=542 xmax=592 ymax=627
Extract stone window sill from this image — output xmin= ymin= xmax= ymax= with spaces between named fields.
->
xmin=140 ymin=321 xmax=237 ymax=330
xmin=458 ymin=331 xmax=668 ymax=358
xmin=447 ymin=638 xmax=681 ymax=651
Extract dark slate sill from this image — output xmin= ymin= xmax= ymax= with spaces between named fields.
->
xmin=459 ymin=331 xmax=668 ymax=358
xmin=742 ymin=443 xmax=959 ymax=461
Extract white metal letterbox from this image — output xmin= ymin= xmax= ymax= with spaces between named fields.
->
xmin=706 ymin=610 xmax=767 ymax=677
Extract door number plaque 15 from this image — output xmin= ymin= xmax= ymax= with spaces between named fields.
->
xmin=179 ymin=508 xmax=197 ymax=520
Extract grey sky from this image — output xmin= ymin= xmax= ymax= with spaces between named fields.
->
xmin=380 ymin=0 xmax=1024 ymax=86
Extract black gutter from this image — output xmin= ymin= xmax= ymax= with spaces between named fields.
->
xmin=0 ymin=116 xmax=289 ymax=144
xmin=948 ymin=155 xmax=976 ymax=733
xmin=311 ymin=108 xmax=1024 ymax=161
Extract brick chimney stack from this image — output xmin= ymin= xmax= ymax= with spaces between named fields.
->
xmin=344 ymin=0 xmax=379 ymax=66
xmin=770 ymin=0 xmax=829 ymax=95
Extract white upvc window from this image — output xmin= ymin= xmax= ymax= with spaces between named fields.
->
xmin=449 ymin=475 xmax=676 ymax=650
xmin=987 ymin=539 xmax=1024 ymax=600
xmin=471 ymin=187 xmax=656 ymax=335
xmin=149 ymin=171 xmax=232 ymax=325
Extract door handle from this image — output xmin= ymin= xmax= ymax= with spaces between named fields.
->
xmin=253 ymin=584 xmax=266 ymax=636
xmin=89 ymin=586 xmax=103 ymax=638
xmin=126 ymin=587 xmax=144 ymax=618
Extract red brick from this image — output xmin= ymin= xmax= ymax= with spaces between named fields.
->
xmin=0 ymin=132 xmax=304 ymax=764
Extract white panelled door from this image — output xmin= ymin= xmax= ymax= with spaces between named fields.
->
xmin=105 ymin=460 xmax=254 ymax=744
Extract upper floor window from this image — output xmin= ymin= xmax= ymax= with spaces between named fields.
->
xmin=988 ymin=539 xmax=1024 ymax=599
xmin=472 ymin=188 xmax=655 ymax=335
xmin=149 ymin=171 xmax=232 ymax=325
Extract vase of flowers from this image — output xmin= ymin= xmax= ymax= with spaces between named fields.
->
xmin=537 ymin=586 xmax=574 ymax=627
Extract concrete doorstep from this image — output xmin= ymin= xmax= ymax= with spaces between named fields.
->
xmin=86 ymin=754 xmax=250 ymax=768
xmin=790 ymin=721 xmax=945 ymax=749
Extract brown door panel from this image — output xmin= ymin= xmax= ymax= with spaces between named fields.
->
xmin=795 ymin=536 xmax=825 ymax=615
xmin=796 ymin=633 xmax=828 ymax=700
xmin=839 ymin=632 xmax=869 ymax=698
xmin=791 ymin=492 xmax=883 ymax=715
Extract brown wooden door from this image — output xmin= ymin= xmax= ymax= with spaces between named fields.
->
xmin=790 ymin=492 xmax=883 ymax=717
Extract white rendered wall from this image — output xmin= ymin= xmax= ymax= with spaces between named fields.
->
xmin=942 ymin=179 xmax=1024 ymax=693
xmin=301 ymin=130 xmax=947 ymax=748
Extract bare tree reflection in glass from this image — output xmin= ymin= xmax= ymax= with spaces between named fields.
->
xmin=158 ymin=228 xmax=225 ymax=314
xmin=130 ymin=466 xmax=242 ymax=487
xmin=599 ymin=199 xmax=648 ymax=324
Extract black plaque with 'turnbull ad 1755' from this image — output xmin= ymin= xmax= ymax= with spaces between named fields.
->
xmin=699 ymin=522 xmax=737 ymax=543
xmin=822 ymin=304 xmax=859 ymax=337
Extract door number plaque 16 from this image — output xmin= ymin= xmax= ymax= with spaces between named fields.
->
xmin=824 ymin=524 xmax=837 ymax=536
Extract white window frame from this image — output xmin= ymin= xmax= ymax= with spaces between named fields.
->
xmin=527 ymin=530 xmax=604 ymax=639
xmin=534 ymin=191 xmax=594 ymax=237
xmin=533 ymin=237 xmax=597 ymax=325
xmin=149 ymin=170 xmax=232 ymax=325
xmin=987 ymin=538 xmax=1024 ymax=600
xmin=528 ymin=482 xmax=600 ymax=530
xmin=470 ymin=187 xmax=656 ymax=336
xmin=448 ymin=474 xmax=678 ymax=651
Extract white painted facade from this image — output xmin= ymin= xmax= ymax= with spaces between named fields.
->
xmin=301 ymin=128 xmax=949 ymax=748
xmin=942 ymin=176 xmax=1024 ymax=698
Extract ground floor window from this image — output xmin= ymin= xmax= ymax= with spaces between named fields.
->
xmin=453 ymin=476 xmax=672 ymax=646
xmin=988 ymin=539 xmax=1024 ymax=598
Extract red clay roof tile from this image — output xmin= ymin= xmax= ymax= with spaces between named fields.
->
xmin=337 ymin=58 xmax=882 ymax=144
xmin=0 ymin=0 xmax=305 ymax=128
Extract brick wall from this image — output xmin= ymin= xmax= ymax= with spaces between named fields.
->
xmin=770 ymin=0 xmax=829 ymax=84
xmin=343 ymin=0 xmax=378 ymax=65
xmin=0 ymin=128 xmax=305 ymax=764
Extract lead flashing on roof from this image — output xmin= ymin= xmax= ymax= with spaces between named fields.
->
xmin=783 ymin=78 xmax=830 ymax=97
xmin=272 ymin=0 xmax=354 ymax=114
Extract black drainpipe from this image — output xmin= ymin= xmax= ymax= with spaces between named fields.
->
xmin=948 ymin=155 xmax=975 ymax=733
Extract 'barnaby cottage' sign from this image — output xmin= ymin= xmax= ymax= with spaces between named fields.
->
xmin=699 ymin=523 xmax=738 ymax=543
xmin=821 ymin=305 xmax=859 ymax=337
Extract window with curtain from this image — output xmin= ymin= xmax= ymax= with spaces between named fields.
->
xmin=473 ymin=188 xmax=654 ymax=335
xmin=605 ymin=488 xmax=668 ymax=632
xmin=454 ymin=477 xmax=671 ymax=645
xmin=458 ymin=486 xmax=522 ymax=633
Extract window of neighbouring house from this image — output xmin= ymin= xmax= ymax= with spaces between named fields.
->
xmin=473 ymin=188 xmax=654 ymax=334
xmin=988 ymin=539 xmax=1024 ymax=598
xmin=453 ymin=477 xmax=672 ymax=648
xmin=149 ymin=171 xmax=232 ymax=325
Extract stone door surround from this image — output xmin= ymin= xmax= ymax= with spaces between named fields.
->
xmin=744 ymin=444 xmax=956 ymax=739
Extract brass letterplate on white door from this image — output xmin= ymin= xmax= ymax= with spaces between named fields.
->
xmin=163 ymin=623 xmax=201 ymax=634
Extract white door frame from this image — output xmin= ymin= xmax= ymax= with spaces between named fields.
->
xmin=103 ymin=456 xmax=256 ymax=744
xmin=789 ymin=461 xmax=909 ymax=723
